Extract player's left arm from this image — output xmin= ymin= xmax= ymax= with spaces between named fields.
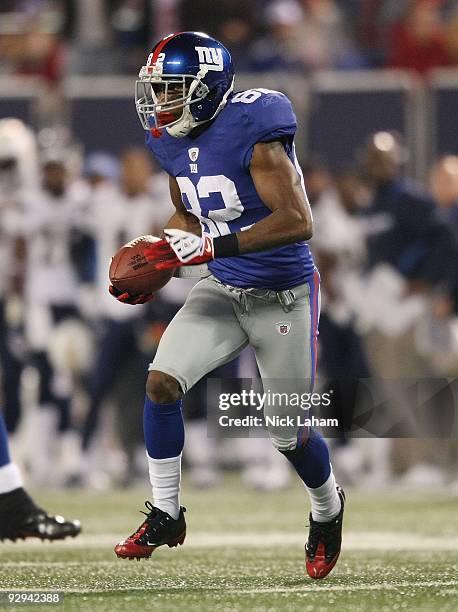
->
xmin=239 ymin=140 xmax=313 ymax=252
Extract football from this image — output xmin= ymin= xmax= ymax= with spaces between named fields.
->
xmin=109 ymin=235 xmax=175 ymax=295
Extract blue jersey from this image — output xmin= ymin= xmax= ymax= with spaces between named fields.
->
xmin=145 ymin=88 xmax=315 ymax=290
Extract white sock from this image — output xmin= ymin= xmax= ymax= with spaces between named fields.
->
xmin=306 ymin=468 xmax=341 ymax=522
xmin=146 ymin=453 xmax=181 ymax=520
xmin=0 ymin=463 xmax=23 ymax=494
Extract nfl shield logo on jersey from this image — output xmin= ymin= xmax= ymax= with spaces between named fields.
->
xmin=276 ymin=322 xmax=291 ymax=335
xmin=188 ymin=148 xmax=199 ymax=162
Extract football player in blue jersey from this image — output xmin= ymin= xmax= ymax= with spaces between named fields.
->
xmin=111 ymin=31 xmax=345 ymax=579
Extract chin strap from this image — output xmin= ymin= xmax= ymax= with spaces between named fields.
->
xmin=166 ymin=106 xmax=197 ymax=138
xmin=166 ymin=75 xmax=235 ymax=139
xmin=166 ymin=76 xmax=206 ymax=138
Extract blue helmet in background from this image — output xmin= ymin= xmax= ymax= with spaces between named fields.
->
xmin=135 ymin=31 xmax=234 ymax=138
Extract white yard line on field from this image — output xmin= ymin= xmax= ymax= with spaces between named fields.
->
xmin=0 ymin=581 xmax=456 ymax=595
xmin=1 ymin=531 xmax=458 ymax=551
xmin=231 ymin=580 xmax=458 ymax=594
xmin=191 ymin=531 xmax=458 ymax=551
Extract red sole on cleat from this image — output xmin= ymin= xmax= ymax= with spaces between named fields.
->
xmin=306 ymin=551 xmax=340 ymax=579
xmin=114 ymin=530 xmax=185 ymax=560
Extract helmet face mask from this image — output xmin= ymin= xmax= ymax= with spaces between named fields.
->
xmin=135 ymin=32 xmax=234 ymax=138
xmin=136 ymin=73 xmax=209 ymax=130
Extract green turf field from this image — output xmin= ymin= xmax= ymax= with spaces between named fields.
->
xmin=0 ymin=475 xmax=457 ymax=611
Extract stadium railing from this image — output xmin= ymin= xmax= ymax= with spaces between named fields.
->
xmin=1 ymin=69 xmax=457 ymax=178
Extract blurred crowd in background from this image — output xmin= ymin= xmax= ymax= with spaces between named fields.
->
xmin=1 ymin=118 xmax=457 ymax=493
xmin=0 ymin=0 xmax=457 ymax=494
xmin=1 ymin=0 xmax=458 ymax=83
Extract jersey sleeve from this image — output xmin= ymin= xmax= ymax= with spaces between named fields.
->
xmin=144 ymin=130 xmax=174 ymax=175
xmin=237 ymin=90 xmax=297 ymax=169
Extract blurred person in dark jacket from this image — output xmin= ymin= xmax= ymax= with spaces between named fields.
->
xmin=430 ymin=155 xmax=458 ymax=244
xmin=353 ymin=132 xmax=458 ymax=485
xmin=427 ymin=155 xmax=458 ymax=485
xmin=250 ymin=0 xmax=307 ymax=73
xmin=426 ymin=156 xmax=458 ymax=343
xmin=362 ymin=132 xmax=455 ymax=299
xmin=180 ymin=0 xmax=256 ymax=70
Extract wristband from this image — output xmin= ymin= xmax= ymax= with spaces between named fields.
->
xmin=213 ymin=234 xmax=240 ymax=258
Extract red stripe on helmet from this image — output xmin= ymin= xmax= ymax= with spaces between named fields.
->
xmin=151 ymin=32 xmax=183 ymax=65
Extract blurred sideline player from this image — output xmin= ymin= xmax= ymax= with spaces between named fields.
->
xmin=22 ymin=145 xmax=86 ymax=486
xmin=305 ymin=162 xmax=372 ymax=484
xmin=111 ymin=32 xmax=345 ymax=579
xmin=0 ymin=120 xmax=81 ymax=539
xmin=429 ymin=155 xmax=458 ymax=319
xmin=76 ymin=149 xmax=166 ymax=481
xmin=0 ymin=410 xmax=81 ymax=541
xmin=357 ymin=133 xmax=457 ymax=482
xmin=0 ymin=118 xmax=36 ymax=434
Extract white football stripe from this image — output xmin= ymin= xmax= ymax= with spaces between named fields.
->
xmin=0 ymin=581 xmax=456 ymax=594
xmin=1 ymin=531 xmax=457 ymax=551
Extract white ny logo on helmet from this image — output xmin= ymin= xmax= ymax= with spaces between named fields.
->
xmin=195 ymin=46 xmax=223 ymax=71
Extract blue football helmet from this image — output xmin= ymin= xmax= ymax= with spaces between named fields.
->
xmin=135 ymin=31 xmax=234 ymax=138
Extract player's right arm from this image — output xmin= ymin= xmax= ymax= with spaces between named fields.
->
xmin=109 ymin=176 xmax=201 ymax=302
xmin=163 ymin=176 xmax=201 ymax=236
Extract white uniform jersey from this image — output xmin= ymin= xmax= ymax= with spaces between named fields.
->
xmin=147 ymin=171 xmax=173 ymax=232
xmin=23 ymin=182 xmax=87 ymax=306
xmin=0 ymin=188 xmax=27 ymax=297
xmin=0 ymin=119 xmax=39 ymax=298
xmin=84 ymin=182 xmax=164 ymax=321
xmin=310 ymin=188 xmax=366 ymax=324
xmin=311 ymin=188 xmax=366 ymax=266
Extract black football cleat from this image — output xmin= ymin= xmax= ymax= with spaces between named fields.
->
xmin=305 ymin=485 xmax=345 ymax=579
xmin=0 ymin=487 xmax=81 ymax=542
xmin=115 ymin=501 xmax=186 ymax=560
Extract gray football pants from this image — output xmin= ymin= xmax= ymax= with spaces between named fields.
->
xmin=150 ymin=272 xmax=320 ymax=451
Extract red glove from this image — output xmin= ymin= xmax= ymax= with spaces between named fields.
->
xmin=109 ymin=284 xmax=155 ymax=305
xmin=144 ymin=229 xmax=214 ymax=270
